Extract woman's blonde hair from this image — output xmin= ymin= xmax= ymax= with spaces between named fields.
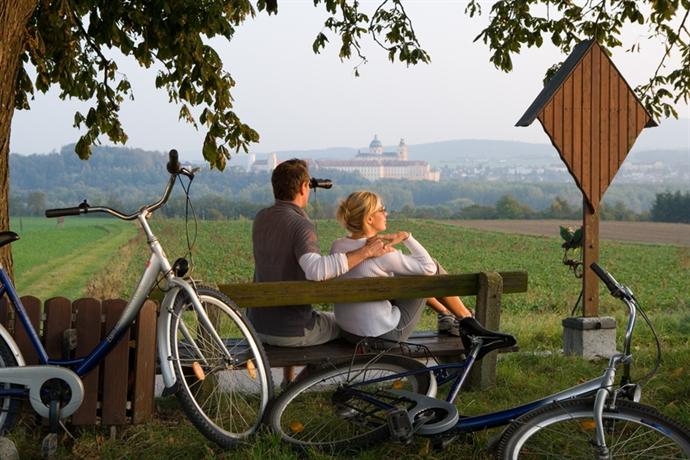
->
xmin=336 ymin=191 xmax=381 ymax=234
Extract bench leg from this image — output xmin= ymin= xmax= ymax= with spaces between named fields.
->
xmin=467 ymin=272 xmax=503 ymax=390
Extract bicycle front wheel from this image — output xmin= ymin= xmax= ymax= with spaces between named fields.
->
xmin=170 ymin=286 xmax=273 ymax=447
xmin=497 ymin=397 xmax=690 ymax=459
xmin=268 ymin=354 xmax=433 ymax=452
xmin=0 ymin=336 xmax=21 ymax=434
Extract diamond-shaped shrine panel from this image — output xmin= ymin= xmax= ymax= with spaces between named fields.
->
xmin=537 ymin=42 xmax=651 ymax=209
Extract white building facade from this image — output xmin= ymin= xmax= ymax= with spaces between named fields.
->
xmin=246 ymin=136 xmax=440 ymax=182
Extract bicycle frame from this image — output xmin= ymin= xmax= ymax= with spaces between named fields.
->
xmin=0 ymin=214 xmax=166 ymax=375
xmin=344 ymin=343 xmax=607 ymax=435
xmin=0 ymin=173 xmax=230 ymax=412
xmin=339 ymin=278 xmax=642 ymax=439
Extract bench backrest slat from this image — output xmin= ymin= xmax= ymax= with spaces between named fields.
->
xmin=218 ymin=271 xmax=527 ymax=308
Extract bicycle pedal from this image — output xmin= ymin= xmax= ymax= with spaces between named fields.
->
xmin=386 ymin=408 xmax=414 ymax=442
xmin=41 ymin=433 xmax=58 ymax=458
xmin=432 ymin=433 xmax=460 ymax=451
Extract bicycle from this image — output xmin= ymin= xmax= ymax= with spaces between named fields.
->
xmin=267 ymin=263 xmax=690 ymax=458
xmin=0 ymin=150 xmax=273 ymax=450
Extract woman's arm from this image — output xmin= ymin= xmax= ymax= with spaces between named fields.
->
xmin=379 ymin=231 xmax=410 ymax=247
xmin=376 ymin=235 xmax=437 ymax=276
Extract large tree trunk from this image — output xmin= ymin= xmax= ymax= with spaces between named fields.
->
xmin=0 ymin=0 xmax=38 ymax=279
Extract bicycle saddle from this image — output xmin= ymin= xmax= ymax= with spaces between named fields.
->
xmin=0 ymin=231 xmax=19 ymax=249
xmin=459 ymin=317 xmax=517 ymax=360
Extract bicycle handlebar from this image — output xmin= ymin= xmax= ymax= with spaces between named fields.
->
xmin=45 ymin=207 xmax=84 ymax=218
xmin=45 ymin=149 xmax=191 ymax=221
xmin=167 ymin=148 xmax=196 ymax=179
xmin=590 ymin=263 xmax=620 ymax=294
xmin=167 ymin=149 xmax=181 ymax=174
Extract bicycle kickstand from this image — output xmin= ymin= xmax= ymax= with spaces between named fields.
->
xmin=41 ymin=400 xmax=61 ymax=458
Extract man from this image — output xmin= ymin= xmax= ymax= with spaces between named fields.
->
xmin=248 ymin=158 xmax=392 ymax=348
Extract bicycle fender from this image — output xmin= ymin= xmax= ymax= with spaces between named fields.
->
xmin=0 ymin=323 xmax=25 ymax=366
xmin=157 ymin=285 xmax=185 ymax=389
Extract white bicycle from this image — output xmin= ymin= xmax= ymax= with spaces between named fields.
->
xmin=0 ymin=150 xmax=273 ymax=448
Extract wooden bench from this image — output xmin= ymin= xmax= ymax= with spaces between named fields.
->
xmin=219 ymin=271 xmax=528 ymax=389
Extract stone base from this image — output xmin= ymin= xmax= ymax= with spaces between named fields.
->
xmin=562 ymin=316 xmax=617 ymax=359
xmin=0 ymin=437 xmax=19 ymax=460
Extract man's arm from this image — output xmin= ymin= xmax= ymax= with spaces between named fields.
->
xmin=345 ymin=237 xmax=392 ymax=269
xmin=299 ymin=238 xmax=392 ymax=281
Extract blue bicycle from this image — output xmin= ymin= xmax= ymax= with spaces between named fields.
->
xmin=267 ymin=264 xmax=690 ymax=458
xmin=0 ymin=151 xmax=273 ymax=449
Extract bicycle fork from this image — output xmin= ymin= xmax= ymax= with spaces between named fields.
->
xmin=157 ymin=280 xmax=234 ymax=390
xmin=593 ymin=353 xmax=628 ymax=459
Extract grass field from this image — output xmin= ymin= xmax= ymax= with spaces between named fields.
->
xmin=110 ymin=217 xmax=689 ymax=316
xmin=9 ymin=217 xmax=137 ymax=300
xmin=6 ymin=217 xmax=690 ymax=459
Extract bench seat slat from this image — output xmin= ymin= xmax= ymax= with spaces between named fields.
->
xmin=263 ymin=332 xmax=518 ymax=368
xmin=263 ymin=332 xmax=466 ymax=367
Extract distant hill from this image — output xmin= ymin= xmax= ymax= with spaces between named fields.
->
xmin=262 ymin=139 xmax=688 ymax=170
xmin=276 ymin=140 xmax=556 ymax=165
xmin=8 ymin=143 xmax=688 ymax=215
xmin=253 ymin=118 xmax=689 ymax=168
xmin=10 ymin=144 xmax=167 ymax=191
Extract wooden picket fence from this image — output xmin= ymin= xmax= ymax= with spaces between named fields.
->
xmin=0 ymin=296 xmax=157 ymax=426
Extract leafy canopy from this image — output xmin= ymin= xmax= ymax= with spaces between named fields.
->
xmin=463 ymin=0 xmax=690 ymax=120
xmin=15 ymin=0 xmax=428 ymax=170
xmin=15 ymin=0 xmax=689 ymax=170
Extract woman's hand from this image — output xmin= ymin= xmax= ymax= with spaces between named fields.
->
xmin=363 ymin=236 xmax=395 ymax=258
xmin=379 ymin=231 xmax=410 ymax=247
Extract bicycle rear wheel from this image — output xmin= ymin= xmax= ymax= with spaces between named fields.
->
xmin=0 ymin=337 xmax=21 ymax=434
xmin=267 ymin=354 xmax=433 ymax=452
xmin=497 ymin=397 xmax=690 ymax=459
xmin=170 ymin=286 xmax=273 ymax=447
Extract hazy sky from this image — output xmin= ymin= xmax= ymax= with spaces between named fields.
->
xmin=10 ymin=1 xmax=690 ymax=164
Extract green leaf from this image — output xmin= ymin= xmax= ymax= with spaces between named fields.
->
xmin=560 ymin=226 xmax=574 ymax=242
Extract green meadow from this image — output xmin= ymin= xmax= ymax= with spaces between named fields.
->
xmin=9 ymin=217 xmax=137 ymax=300
xmin=6 ymin=217 xmax=690 ymax=459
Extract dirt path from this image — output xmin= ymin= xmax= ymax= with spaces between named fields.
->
xmin=446 ymin=220 xmax=690 ymax=246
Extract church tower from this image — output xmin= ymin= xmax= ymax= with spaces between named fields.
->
xmin=397 ymin=138 xmax=408 ymax=161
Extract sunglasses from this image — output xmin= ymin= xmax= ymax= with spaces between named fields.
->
xmin=373 ymin=206 xmax=387 ymax=214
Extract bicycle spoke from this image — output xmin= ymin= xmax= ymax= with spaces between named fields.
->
xmin=499 ymin=399 xmax=690 ymax=460
xmin=171 ymin=288 xmax=271 ymax=447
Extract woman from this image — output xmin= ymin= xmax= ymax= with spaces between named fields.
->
xmin=331 ymin=191 xmax=494 ymax=343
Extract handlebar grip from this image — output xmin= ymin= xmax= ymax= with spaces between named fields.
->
xmin=45 ymin=207 xmax=84 ymax=218
xmin=167 ymin=149 xmax=181 ymax=174
xmin=590 ymin=263 xmax=619 ymax=293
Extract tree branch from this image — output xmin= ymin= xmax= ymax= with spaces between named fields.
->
xmin=645 ymin=6 xmax=690 ymax=97
xmin=66 ymin=1 xmax=112 ymax=92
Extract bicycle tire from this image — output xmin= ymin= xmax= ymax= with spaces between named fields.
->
xmin=0 ymin=337 xmax=21 ymax=434
xmin=497 ymin=397 xmax=690 ymax=459
xmin=268 ymin=354 xmax=432 ymax=452
xmin=169 ymin=286 xmax=273 ymax=447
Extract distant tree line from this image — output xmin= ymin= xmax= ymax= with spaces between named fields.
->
xmin=391 ymin=195 xmax=648 ymax=222
xmin=9 ymin=147 xmax=689 ymax=223
xmin=650 ymin=191 xmax=690 ymax=224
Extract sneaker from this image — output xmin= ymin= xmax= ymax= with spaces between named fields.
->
xmin=438 ymin=314 xmax=461 ymax=336
xmin=437 ymin=313 xmax=455 ymax=333
xmin=449 ymin=318 xmax=461 ymax=337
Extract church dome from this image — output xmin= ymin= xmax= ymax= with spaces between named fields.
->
xmin=369 ymin=135 xmax=383 ymax=149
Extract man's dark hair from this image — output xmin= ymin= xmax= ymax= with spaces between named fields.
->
xmin=271 ymin=159 xmax=310 ymax=201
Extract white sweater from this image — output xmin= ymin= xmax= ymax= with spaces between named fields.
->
xmin=329 ymin=235 xmax=437 ymax=336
